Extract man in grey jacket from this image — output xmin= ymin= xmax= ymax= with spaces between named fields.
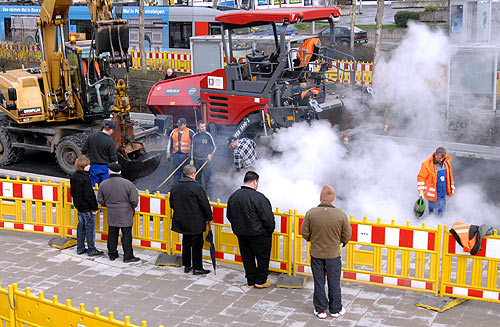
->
xmin=97 ymin=163 xmax=140 ymax=263
xmin=301 ymin=184 xmax=352 ymax=320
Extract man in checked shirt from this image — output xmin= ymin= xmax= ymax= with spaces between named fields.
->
xmin=228 ymin=137 xmax=258 ymax=171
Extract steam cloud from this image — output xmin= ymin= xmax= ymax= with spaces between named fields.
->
xmin=212 ymin=22 xmax=500 ymax=230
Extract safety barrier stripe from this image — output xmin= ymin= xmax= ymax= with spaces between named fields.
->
xmin=0 ymin=221 xmax=59 ymax=234
xmin=0 ymin=181 xmax=58 ymax=201
xmin=445 ymin=286 xmax=500 ymax=300
xmin=350 ymin=223 xmax=435 ymax=250
xmin=342 ymin=271 xmax=433 ymax=290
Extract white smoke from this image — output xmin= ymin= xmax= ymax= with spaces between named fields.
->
xmin=211 ymin=22 xmax=500 ymax=230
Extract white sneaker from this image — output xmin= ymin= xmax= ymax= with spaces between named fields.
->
xmin=331 ymin=307 xmax=346 ymax=318
xmin=314 ymin=310 xmax=327 ymax=319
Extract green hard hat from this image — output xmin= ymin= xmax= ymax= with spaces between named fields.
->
xmin=414 ymin=197 xmax=426 ymax=218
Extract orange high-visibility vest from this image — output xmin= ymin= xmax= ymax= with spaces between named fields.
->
xmin=82 ymin=60 xmax=101 ymax=79
xmin=417 ymin=153 xmax=455 ymax=201
xmin=450 ymin=222 xmax=477 ymax=252
xmin=172 ymin=128 xmax=192 ymax=153
xmin=297 ymin=38 xmax=320 ymax=66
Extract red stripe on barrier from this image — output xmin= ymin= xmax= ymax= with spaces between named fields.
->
xmin=0 ymin=222 xmax=3 ymax=227
xmin=235 ymin=255 xmax=242 ymax=262
xmin=14 ymin=223 xmax=23 ymax=230
xmin=140 ymin=197 xmax=150 ymax=213
xmin=468 ymin=289 xmax=483 ymax=298
xmin=161 ymin=243 xmax=167 ymax=250
xmin=350 ymin=223 xmax=358 ymax=242
xmin=67 ymin=229 xmax=73 ymax=235
xmin=212 ymin=207 xmax=224 ymax=224
xmin=66 ymin=188 xmax=72 ymax=202
xmin=370 ymin=275 xmax=384 ymax=284
xmin=428 ymin=232 xmax=436 ymax=251
xmin=372 ymin=226 xmax=385 ymax=244
xmin=448 ymin=234 xmax=456 ymax=254
xmin=0 ymin=182 xmax=3 ymax=196
xmin=141 ymin=240 xmax=151 ymax=247
xmin=13 ymin=183 xmax=22 ymax=198
xmin=399 ymin=229 xmax=413 ymax=248
xmin=297 ymin=265 xmax=304 ymax=273
xmin=34 ymin=225 xmax=43 ymax=231
xmin=445 ymin=286 xmax=453 ymax=294
xmin=397 ymin=279 xmax=411 ymax=287
xmin=425 ymin=282 xmax=433 ymax=290
xmin=215 ymin=251 xmax=224 ymax=259
xmin=298 ymin=218 xmax=304 ymax=235
xmin=281 ymin=216 xmax=287 ymax=233
xmin=161 ymin=199 xmax=166 ymax=215
xmin=473 ymin=238 xmax=487 ymax=257
xmin=343 ymin=271 xmax=356 ymax=280
xmin=101 ymin=233 xmax=107 ymax=241
xmin=33 ymin=185 xmax=42 ymax=200
xmin=53 ymin=187 xmax=58 ymax=201
xmin=176 ymin=243 xmax=181 ymax=251
xmin=281 ymin=263 xmax=287 ymax=270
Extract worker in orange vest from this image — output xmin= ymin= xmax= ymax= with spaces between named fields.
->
xmin=297 ymin=37 xmax=321 ymax=67
xmin=417 ymin=147 xmax=455 ymax=216
xmin=166 ymin=118 xmax=195 ymax=184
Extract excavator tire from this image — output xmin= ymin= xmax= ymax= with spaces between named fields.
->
xmin=0 ymin=129 xmax=19 ymax=166
xmin=56 ymin=134 xmax=84 ymax=176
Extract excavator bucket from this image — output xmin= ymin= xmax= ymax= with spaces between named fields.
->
xmin=94 ymin=21 xmax=129 ymax=57
xmin=118 ymin=141 xmax=161 ymax=182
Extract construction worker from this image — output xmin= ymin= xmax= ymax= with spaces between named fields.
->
xmin=296 ymin=37 xmax=321 ymax=67
xmin=191 ymin=121 xmax=216 ymax=190
xmin=228 ymin=136 xmax=257 ymax=172
xmin=166 ymin=118 xmax=195 ymax=183
xmin=417 ymin=147 xmax=455 ymax=216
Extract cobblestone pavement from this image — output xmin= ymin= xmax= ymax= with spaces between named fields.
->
xmin=1 ymin=230 xmax=499 ymax=327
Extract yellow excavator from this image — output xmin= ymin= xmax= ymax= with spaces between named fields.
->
xmin=0 ymin=0 xmax=160 ymax=181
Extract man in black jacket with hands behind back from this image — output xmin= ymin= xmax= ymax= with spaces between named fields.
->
xmin=227 ymin=171 xmax=275 ymax=289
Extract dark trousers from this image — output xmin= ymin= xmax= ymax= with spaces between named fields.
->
xmin=172 ymin=152 xmax=189 ymax=183
xmin=311 ymin=256 xmax=342 ymax=313
xmin=194 ymin=159 xmax=211 ymax=189
xmin=107 ymin=226 xmax=134 ymax=260
xmin=182 ymin=233 xmax=204 ymax=270
xmin=236 ymin=233 xmax=272 ymax=286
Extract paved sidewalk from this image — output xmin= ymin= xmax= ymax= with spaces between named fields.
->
xmin=1 ymin=230 xmax=499 ymax=327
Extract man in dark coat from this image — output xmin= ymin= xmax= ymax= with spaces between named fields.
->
xmin=70 ymin=156 xmax=104 ymax=257
xmin=82 ymin=121 xmax=118 ymax=186
xmin=170 ymin=164 xmax=213 ymax=275
xmin=97 ymin=163 xmax=140 ymax=263
xmin=227 ymin=171 xmax=275 ymax=289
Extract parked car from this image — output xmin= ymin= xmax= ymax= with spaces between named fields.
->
xmin=318 ymin=26 xmax=368 ymax=45
xmin=252 ymin=23 xmax=299 ymax=36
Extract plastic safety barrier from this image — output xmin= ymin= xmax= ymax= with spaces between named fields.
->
xmin=64 ymin=182 xmax=172 ymax=254
xmin=130 ymin=50 xmax=192 ymax=73
xmin=0 ymin=283 xmax=155 ymax=327
xmin=441 ymin=228 xmax=500 ymax=303
xmin=0 ymin=177 xmax=63 ymax=237
xmin=171 ymin=200 xmax=293 ymax=275
xmin=294 ymin=215 xmax=442 ymax=296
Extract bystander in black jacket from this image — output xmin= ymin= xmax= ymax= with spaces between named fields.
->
xmin=70 ymin=170 xmax=98 ymax=213
xmin=82 ymin=131 xmax=118 ymax=165
xmin=170 ymin=177 xmax=212 ymax=234
xmin=227 ymin=186 xmax=275 ymax=236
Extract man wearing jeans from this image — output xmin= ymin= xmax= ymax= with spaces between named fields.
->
xmin=301 ymin=184 xmax=352 ymax=319
xmin=70 ymin=156 xmax=104 ymax=256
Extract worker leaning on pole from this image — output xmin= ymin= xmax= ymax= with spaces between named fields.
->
xmin=417 ymin=147 xmax=455 ymax=216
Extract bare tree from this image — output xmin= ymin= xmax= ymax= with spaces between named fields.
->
xmin=139 ymin=0 xmax=146 ymax=72
xmin=319 ymin=0 xmax=337 ymax=6
xmin=374 ymin=0 xmax=384 ymax=65
xmin=350 ymin=0 xmax=357 ymax=50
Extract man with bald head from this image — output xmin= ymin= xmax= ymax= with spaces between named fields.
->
xmin=301 ymin=185 xmax=352 ymax=320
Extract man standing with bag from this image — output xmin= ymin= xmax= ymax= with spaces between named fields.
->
xmin=97 ymin=163 xmax=140 ymax=263
xmin=170 ymin=164 xmax=213 ymax=275
xmin=227 ymin=171 xmax=275 ymax=289
xmin=301 ymin=184 xmax=352 ymax=319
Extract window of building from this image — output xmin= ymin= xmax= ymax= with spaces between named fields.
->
xmin=169 ymin=21 xmax=192 ymax=49
xmin=4 ymin=18 xmax=12 ymax=41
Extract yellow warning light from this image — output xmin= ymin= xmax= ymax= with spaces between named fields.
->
xmin=287 ymin=116 xmax=294 ymax=121
xmin=170 ymin=101 xmax=176 ymax=105
xmin=70 ymin=35 xmax=76 ymax=43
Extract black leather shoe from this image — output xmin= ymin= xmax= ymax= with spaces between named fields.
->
xmin=88 ymin=249 xmax=104 ymax=257
xmin=109 ymin=254 xmax=119 ymax=261
xmin=123 ymin=256 xmax=140 ymax=263
xmin=184 ymin=266 xmax=192 ymax=273
xmin=193 ymin=268 xmax=210 ymax=275
xmin=77 ymin=249 xmax=87 ymax=255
